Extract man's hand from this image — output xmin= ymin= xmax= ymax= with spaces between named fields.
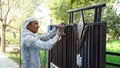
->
xmin=55 ymin=22 xmax=65 ymax=29
xmin=56 ymin=23 xmax=65 ymax=37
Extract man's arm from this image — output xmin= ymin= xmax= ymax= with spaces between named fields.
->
xmin=40 ymin=28 xmax=57 ymax=41
xmin=24 ymin=32 xmax=62 ymax=50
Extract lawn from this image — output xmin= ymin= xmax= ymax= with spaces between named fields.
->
xmin=6 ymin=50 xmax=48 ymax=68
xmin=106 ymin=39 xmax=120 ymax=68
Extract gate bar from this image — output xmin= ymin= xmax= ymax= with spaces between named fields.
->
xmin=67 ymin=3 xmax=106 ymax=13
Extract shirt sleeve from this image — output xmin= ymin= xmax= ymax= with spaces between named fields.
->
xmin=40 ymin=28 xmax=57 ymax=41
xmin=24 ymin=34 xmax=59 ymax=50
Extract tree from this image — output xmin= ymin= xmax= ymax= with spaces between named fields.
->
xmin=102 ymin=1 xmax=120 ymax=39
xmin=0 ymin=0 xmax=18 ymax=52
xmin=0 ymin=0 xmax=42 ymax=52
xmin=46 ymin=0 xmax=110 ymax=23
xmin=11 ymin=0 xmax=42 ymax=28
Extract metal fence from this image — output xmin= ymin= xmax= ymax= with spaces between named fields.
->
xmin=48 ymin=3 xmax=106 ymax=68
xmin=48 ymin=22 xmax=106 ymax=68
xmin=106 ymin=52 xmax=120 ymax=67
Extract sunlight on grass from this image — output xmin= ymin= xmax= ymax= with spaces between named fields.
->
xmin=106 ymin=39 xmax=120 ymax=52
xmin=6 ymin=52 xmax=20 ymax=64
xmin=106 ymin=39 xmax=120 ymax=68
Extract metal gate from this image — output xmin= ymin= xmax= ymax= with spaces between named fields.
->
xmin=48 ymin=3 xmax=106 ymax=68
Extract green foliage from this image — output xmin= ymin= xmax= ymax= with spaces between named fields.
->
xmin=12 ymin=0 xmax=42 ymax=28
xmin=47 ymin=0 xmax=120 ymax=38
xmin=0 ymin=0 xmax=43 ymax=29
xmin=102 ymin=4 xmax=120 ymax=39
xmin=40 ymin=50 xmax=48 ymax=68
xmin=6 ymin=32 xmax=20 ymax=45
xmin=47 ymin=0 xmax=111 ymax=23
xmin=46 ymin=0 xmax=70 ymax=23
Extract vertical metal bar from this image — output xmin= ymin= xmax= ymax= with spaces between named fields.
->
xmin=71 ymin=26 xmax=73 ymax=68
xmin=94 ymin=8 xmax=98 ymax=22
xmin=84 ymin=28 xmax=89 ymax=68
xmin=68 ymin=26 xmax=70 ymax=68
xmin=97 ymin=7 xmax=102 ymax=22
xmin=84 ymin=41 xmax=87 ymax=68
xmin=66 ymin=26 xmax=68 ymax=68
xmin=94 ymin=7 xmax=102 ymax=22
xmin=86 ymin=30 xmax=89 ymax=68
xmin=91 ymin=24 xmax=95 ymax=68
xmin=73 ymin=28 xmax=76 ymax=68
xmin=62 ymin=34 xmax=63 ymax=68
xmin=69 ymin=12 xmax=73 ymax=24
xmin=93 ymin=24 xmax=97 ymax=68
xmin=63 ymin=29 xmax=66 ymax=68
xmin=68 ymin=13 xmax=71 ymax=24
xmin=95 ymin=25 xmax=99 ymax=68
xmin=72 ymin=26 xmax=75 ymax=68
xmin=89 ymin=25 xmax=92 ymax=68
xmin=100 ymin=23 xmax=106 ymax=68
xmin=67 ymin=26 xmax=70 ymax=68
xmin=73 ymin=27 xmax=76 ymax=68
xmin=88 ymin=26 xmax=90 ymax=68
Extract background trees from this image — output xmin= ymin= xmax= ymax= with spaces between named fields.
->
xmin=0 ymin=0 xmax=18 ymax=52
xmin=0 ymin=0 xmax=42 ymax=52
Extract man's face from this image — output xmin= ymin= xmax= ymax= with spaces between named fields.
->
xmin=27 ymin=21 xmax=39 ymax=33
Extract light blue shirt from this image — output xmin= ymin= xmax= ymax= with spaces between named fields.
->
xmin=21 ymin=28 xmax=59 ymax=68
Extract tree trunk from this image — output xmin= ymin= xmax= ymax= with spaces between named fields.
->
xmin=1 ymin=24 xmax=6 ymax=52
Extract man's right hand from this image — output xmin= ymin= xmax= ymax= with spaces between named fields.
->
xmin=57 ymin=24 xmax=65 ymax=37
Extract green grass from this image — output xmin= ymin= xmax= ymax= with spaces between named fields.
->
xmin=106 ymin=39 xmax=120 ymax=68
xmin=40 ymin=50 xmax=48 ymax=68
xmin=106 ymin=39 xmax=120 ymax=52
xmin=6 ymin=50 xmax=48 ymax=68
xmin=6 ymin=52 xmax=20 ymax=64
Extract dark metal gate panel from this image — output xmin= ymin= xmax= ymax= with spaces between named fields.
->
xmin=48 ymin=25 xmax=78 ymax=68
xmin=48 ymin=22 xmax=106 ymax=68
xmin=48 ymin=3 xmax=106 ymax=68
xmin=80 ymin=23 xmax=106 ymax=68
xmin=65 ymin=26 xmax=78 ymax=68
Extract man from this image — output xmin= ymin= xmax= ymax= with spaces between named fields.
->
xmin=21 ymin=17 xmax=64 ymax=68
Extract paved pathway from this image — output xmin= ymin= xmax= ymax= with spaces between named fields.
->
xmin=0 ymin=45 xmax=20 ymax=68
xmin=0 ymin=52 xmax=19 ymax=68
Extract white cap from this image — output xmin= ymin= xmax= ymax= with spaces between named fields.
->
xmin=22 ymin=17 xmax=38 ymax=29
